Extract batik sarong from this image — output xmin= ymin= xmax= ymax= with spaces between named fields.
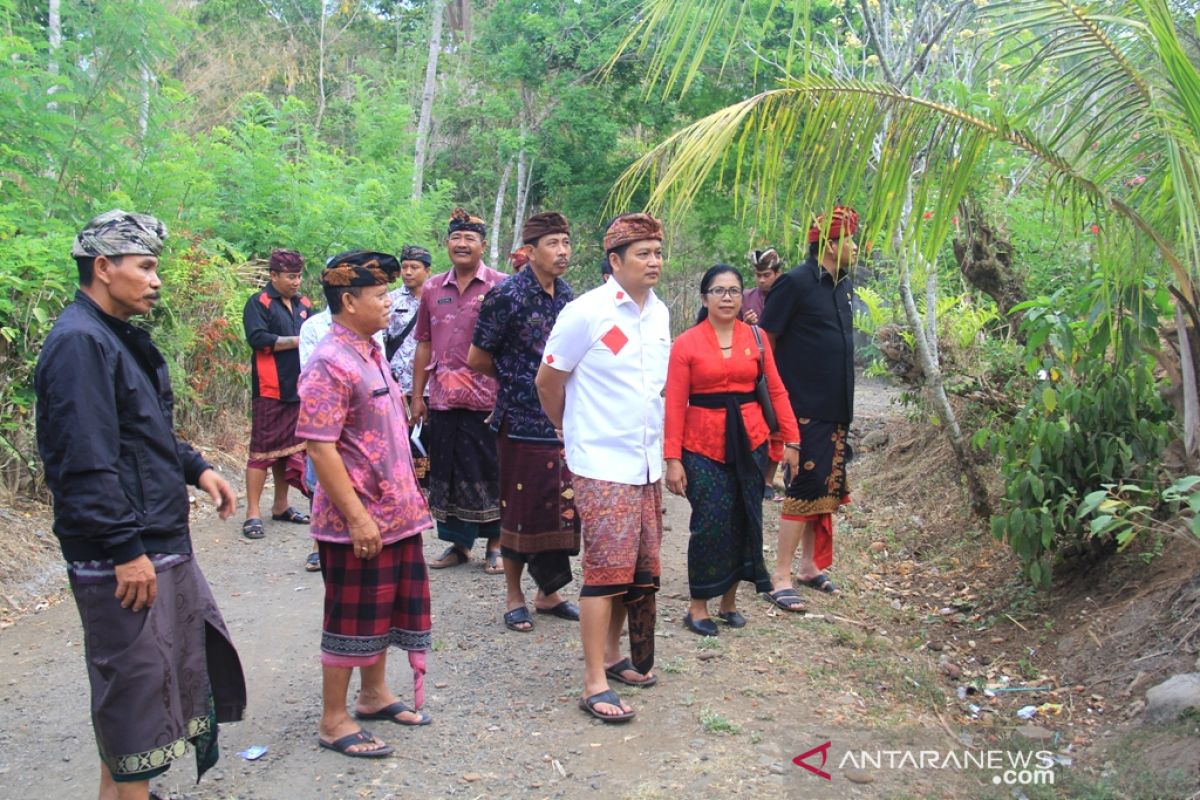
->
xmin=67 ymin=555 xmax=246 ymax=783
xmin=318 ymin=536 xmax=432 ymax=668
xmin=781 ymin=418 xmax=850 ymax=570
xmin=574 ymin=476 xmax=662 ymax=675
xmin=427 ymin=408 xmax=500 ymax=547
xmin=681 ymin=443 xmax=773 ymax=599
xmin=497 ymin=427 xmax=580 ymax=594
xmin=247 ymin=397 xmax=308 ymax=494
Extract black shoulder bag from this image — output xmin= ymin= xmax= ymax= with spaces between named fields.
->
xmin=751 ymin=325 xmax=780 ymax=433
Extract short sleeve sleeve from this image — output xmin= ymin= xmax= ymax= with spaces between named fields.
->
xmin=472 ymin=285 xmax=508 ymax=354
xmin=413 ymin=285 xmax=434 ymax=343
xmin=296 ymin=354 xmax=352 ymax=443
xmin=541 ymin=300 xmax=592 ymax=373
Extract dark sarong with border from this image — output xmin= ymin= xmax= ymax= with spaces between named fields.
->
xmin=247 ymin=397 xmax=308 ymax=494
xmin=67 ymin=555 xmax=245 ymax=783
xmin=781 ymin=418 xmax=850 ymax=570
xmin=497 ymin=424 xmax=580 ymax=595
xmin=681 ymin=444 xmax=773 ymax=599
xmin=685 ymin=391 xmax=775 ymax=599
xmin=427 ymin=408 xmax=500 ymax=548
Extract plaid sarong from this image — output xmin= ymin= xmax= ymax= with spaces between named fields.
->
xmin=318 ymin=536 xmax=431 ymax=667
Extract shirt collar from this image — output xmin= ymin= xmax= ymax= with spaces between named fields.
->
xmin=444 ymin=264 xmax=494 ymax=290
xmin=75 ymin=289 xmax=148 ymax=340
xmin=605 ymin=275 xmax=658 ymax=311
xmin=330 ymin=320 xmax=380 ymax=361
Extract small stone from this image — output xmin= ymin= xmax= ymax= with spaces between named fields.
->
xmin=768 ymin=763 xmax=787 ymax=775
xmin=463 ymin=772 xmax=482 ymax=782
xmin=434 ymin=682 xmax=448 ymax=689
xmin=868 ymin=541 xmax=886 ymax=553
xmin=862 ymin=430 xmax=889 ymax=449
xmin=844 ymin=769 xmax=875 ymax=784
xmin=943 ymin=663 xmax=962 ymax=680
xmin=926 ymin=641 xmax=943 ymax=651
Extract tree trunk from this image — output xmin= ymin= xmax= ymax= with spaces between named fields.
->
xmin=1175 ymin=301 xmax=1200 ymax=467
xmin=47 ymin=0 xmax=61 ymax=111
xmin=412 ymin=0 xmax=445 ymax=201
xmin=510 ymin=121 xmax=528 ymax=254
xmin=924 ymin=265 xmax=939 ymax=365
xmin=490 ymin=158 xmax=513 ymax=266
xmin=315 ymin=1 xmax=328 ymax=133
xmin=899 ymin=253 xmax=992 ymax=520
xmin=138 ymin=63 xmax=153 ymax=140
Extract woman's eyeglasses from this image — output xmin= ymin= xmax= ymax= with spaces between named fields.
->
xmin=705 ymin=287 xmax=743 ymax=298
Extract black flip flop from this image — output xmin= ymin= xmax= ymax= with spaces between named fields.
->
xmin=429 ymin=546 xmax=469 ymax=569
xmin=534 ymin=601 xmax=580 ymax=621
xmin=504 ymin=606 xmax=534 ymax=632
xmin=354 ymin=700 xmax=432 ymax=727
xmin=242 ymin=518 xmax=265 ymax=540
xmin=800 ymin=573 xmax=839 ymax=594
xmin=318 ymin=728 xmax=393 ymax=759
xmin=579 ymin=689 xmax=635 ymax=723
xmin=604 ymin=657 xmax=658 ymax=688
xmin=271 ymin=506 xmax=311 ymax=524
xmin=764 ymin=588 xmax=807 ymax=613
xmin=484 ymin=550 xmax=504 ymax=574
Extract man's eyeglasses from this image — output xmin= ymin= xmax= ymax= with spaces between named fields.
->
xmin=705 ymin=287 xmax=743 ymax=298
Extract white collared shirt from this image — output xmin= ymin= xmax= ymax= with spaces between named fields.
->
xmin=542 ymin=278 xmax=671 ymax=484
xmin=299 ymin=309 xmax=384 ymax=369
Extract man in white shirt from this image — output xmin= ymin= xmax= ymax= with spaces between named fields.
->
xmin=536 ymin=212 xmax=671 ymax=724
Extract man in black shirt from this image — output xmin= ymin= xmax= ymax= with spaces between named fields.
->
xmin=759 ymin=207 xmax=859 ymax=605
xmin=241 ymin=249 xmax=312 ymax=539
xmin=36 ymin=210 xmax=245 ymax=800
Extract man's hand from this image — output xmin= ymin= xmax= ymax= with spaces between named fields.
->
xmin=198 ymin=469 xmax=238 ymax=520
xmin=743 ymin=309 xmax=759 ymax=325
xmin=114 ymin=555 xmax=157 ymax=612
xmin=664 ymin=459 xmax=687 ymax=496
xmin=348 ymin=516 xmax=383 ymax=560
xmin=409 ymin=395 xmax=428 ymax=427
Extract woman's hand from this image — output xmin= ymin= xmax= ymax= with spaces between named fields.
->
xmin=665 ymin=459 xmax=687 ymax=496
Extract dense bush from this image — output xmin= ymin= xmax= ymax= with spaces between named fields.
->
xmin=976 ymin=281 xmax=1174 ymax=585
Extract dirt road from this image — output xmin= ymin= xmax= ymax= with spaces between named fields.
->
xmin=0 ymin=380 xmax=982 ymax=799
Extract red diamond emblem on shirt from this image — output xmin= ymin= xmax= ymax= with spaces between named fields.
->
xmin=545 ymin=354 xmax=555 ymax=364
xmin=601 ymin=325 xmax=628 ymax=355
xmin=616 ymin=291 xmax=625 ymax=300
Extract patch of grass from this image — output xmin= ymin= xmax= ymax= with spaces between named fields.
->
xmin=699 ymin=707 xmax=742 ymax=735
xmin=431 ymin=639 xmax=447 ymax=651
xmin=657 ymin=656 xmax=689 ymax=674
xmin=749 ymin=730 xmax=763 ymax=745
xmin=696 ymin=637 xmax=721 ymax=651
xmin=830 ymin=626 xmax=858 ymax=647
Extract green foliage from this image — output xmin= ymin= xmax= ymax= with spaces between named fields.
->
xmin=1077 ymin=476 xmax=1200 ymax=554
xmin=977 ymin=282 xmax=1174 ymax=586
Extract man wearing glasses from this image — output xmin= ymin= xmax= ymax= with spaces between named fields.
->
xmin=758 ymin=207 xmax=859 ymax=604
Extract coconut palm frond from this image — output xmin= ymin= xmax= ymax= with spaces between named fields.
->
xmin=606 ymin=0 xmax=761 ymax=99
xmin=609 ymin=78 xmax=1188 ymax=285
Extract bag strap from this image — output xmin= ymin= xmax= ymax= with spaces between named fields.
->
xmin=750 ymin=325 xmax=765 ymax=381
xmin=385 ymin=313 xmax=419 ymax=362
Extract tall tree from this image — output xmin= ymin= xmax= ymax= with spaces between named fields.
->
xmin=412 ymin=0 xmax=446 ymax=201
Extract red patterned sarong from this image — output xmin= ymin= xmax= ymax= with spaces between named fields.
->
xmin=574 ymin=476 xmax=662 ymax=597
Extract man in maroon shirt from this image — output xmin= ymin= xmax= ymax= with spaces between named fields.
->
xmin=410 ymin=209 xmax=506 ymax=572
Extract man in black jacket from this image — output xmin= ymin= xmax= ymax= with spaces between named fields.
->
xmin=35 ymin=210 xmax=246 ymax=800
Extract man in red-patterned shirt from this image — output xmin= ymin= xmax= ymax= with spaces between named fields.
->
xmin=241 ymin=249 xmax=313 ymax=540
